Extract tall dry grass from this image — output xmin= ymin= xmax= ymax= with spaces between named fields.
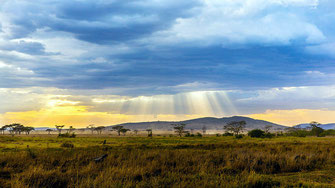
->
xmin=1 ymin=136 xmax=335 ymax=187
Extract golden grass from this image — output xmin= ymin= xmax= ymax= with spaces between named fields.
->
xmin=1 ymin=135 xmax=335 ymax=187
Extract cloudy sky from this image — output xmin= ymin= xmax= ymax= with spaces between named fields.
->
xmin=1 ymin=0 xmax=335 ymax=127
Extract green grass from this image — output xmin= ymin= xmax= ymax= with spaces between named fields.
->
xmin=1 ymin=135 xmax=335 ymax=187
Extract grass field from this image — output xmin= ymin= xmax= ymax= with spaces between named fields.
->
xmin=1 ymin=135 xmax=335 ymax=187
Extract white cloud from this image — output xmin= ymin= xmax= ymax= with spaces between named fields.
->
xmin=148 ymin=0 xmax=324 ymax=46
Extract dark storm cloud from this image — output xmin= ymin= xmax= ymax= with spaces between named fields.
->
xmin=0 ymin=0 xmax=335 ymax=97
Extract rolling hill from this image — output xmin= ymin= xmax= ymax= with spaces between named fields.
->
xmin=107 ymin=116 xmax=287 ymax=131
xmin=294 ymin=123 xmax=335 ymax=130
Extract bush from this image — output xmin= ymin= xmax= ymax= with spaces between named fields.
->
xmin=60 ymin=141 xmax=74 ymax=148
xmin=216 ymin=133 xmax=221 ymax=137
xmin=248 ymin=129 xmax=265 ymax=138
xmin=320 ymin=129 xmax=335 ymax=137
xmin=184 ymin=133 xmax=195 ymax=137
xmin=222 ymin=132 xmax=233 ymax=136
xmin=311 ymin=127 xmax=324 ymax=137
xmin=287 ymin=130 xmax=309 ymax=137
xmin=58 ymin=133 xmax=76 ymax=138
xmin=196 ymin=133 xmax=202 ymax=137
xmin=235 ymin=134 xmax=243 ymax=139
xmin=263 ymin=133 xmax=275 ymax=138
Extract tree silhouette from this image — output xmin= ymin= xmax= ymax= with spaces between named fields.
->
xmin=23 ymin=127 xmax=34 ymax=135
xmin=55 ymin=125 xmax=65 ymax=134
xmin=120 ymin=128 xmax=130 ymax=136
xmin=12 ymin=123 xmax=25 ymax=135
xmin=310 ymin=121 xmax=323 ymax=137
xmin=94 ymin=126 xmax=105 ymax=135
xmin=224 ymin=121 xmax=246 ymax=136
xmin=0 ymin=126 xmax=6 ymax=134
xmin=146 ymin=129 xmax=152 ymax=137
xmin=202 ymin=125 xmax=207 ymax=135
xmin=264 ymin=125 xmax=272 ymax=133
xmin=87 ymin=124 xmax=95 ymax=134
xmin=172 ymin=123 xmax=187 ymax=137
xmin=133 ymin=129 xmax=139 ymax=135
xmin=68 ymin=126 xmax=76 ymax=133
xmin=46 ymin=129 xmax=53 ymax=135
xmin=112 ymin=126 xmax=124 ymax=136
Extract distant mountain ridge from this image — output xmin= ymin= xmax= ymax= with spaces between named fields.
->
xmin=294 ymin=123 xmax=335 ymax=130
xmin=107 ymin=116 xmax=287 ymax=131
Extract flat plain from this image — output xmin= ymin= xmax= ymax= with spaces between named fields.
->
xmin=1 ymin=135 xmax=335 ymax=187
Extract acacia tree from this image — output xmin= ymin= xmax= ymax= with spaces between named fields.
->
xmin=264 ymin=125 xmax=272 ymax=133
xmin=224 ymin=121 xmax=246 ymax=136
xmin=3 ymin=124 xmax=14 ymax=135
xmin=146 ymin=129 xmax=152 ymax=137
xmin=202 ymin=126 xmax=207 ymax=135
xmin=0 ymin=126 xmax=6 ymax=134
xmin=112 ymin=125 xmax=124 ymax=136
xmin=55 ymin=125 xmax=65 ymax=134
xmin=172 ymin=123 xmax=187 ymax=137
xmin=133 ymin=129 xmax=139 ymax=135
xmin=12 ymin=123 xmax=25 ymax=135
xmin=120 ymin=128 xmax=130 ymax=136
xmin=46 ymin=129 xmax=53 ymax=135
xmin=94 ymin=126 xmax=105 ymax=135
xmin=310 ymin=121 xmax=323 ymax=137
xmin=68 ymin=126 xmax=76 ymax=133
xmin=23 ymin=127 xmax=34 ymax=135
xmin=87 ymin=124 xmax=95 ymax=134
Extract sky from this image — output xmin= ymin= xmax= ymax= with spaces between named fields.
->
xmin=1 ymin=0 xmax=335 ymax=127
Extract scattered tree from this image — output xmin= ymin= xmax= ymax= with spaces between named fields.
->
xmin=68 ymin=126 xmax=76 ymax=133
xmin=120 ymin=128 xmax=130 ymax=136
xmin=310 ymin=121 xmax=324 ymax=137
xmin=146 ymin=129 xmax=153 ymax=137
xmin=0 ymin=126 xmax=6 ymax=134
xmin=112 ymin=125 xmax=124 ymax=136
xmin=87 ymin=124 xmax=95 ymax=134
xmin=12 ymin=123 xmax=25 ymax=135
xmin=264 ymin=125 xmax=272 ymax=133
xmin=133 ymin=129 xmax=139 ymax=135
xmin=172 ymin=123 xmax=187 ymax=137
xmin=23 ymin=127 xmax=34 ymax=135
xmin=202 ymin=126 xmax=207 ymax=135
xmin=224 ymin=121 xmax=246 ymax=136
xmin=46 ymin=129 xmax=53 ymax=135
xmin=55 ymin=125 xmax=65 ymax=134
xmin=94 ymin=126 xmax=105 ymax=134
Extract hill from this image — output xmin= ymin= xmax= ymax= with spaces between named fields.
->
xmin=294 ymin=123 xmax=335 ymax=130
xmin=107 ymin=116 xmax=287 ymax=131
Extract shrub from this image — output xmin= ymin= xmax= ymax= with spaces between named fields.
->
xmin=248 ymin=129 xmax=265 ymax=138
xmin=320 ymin=129 xmax=335 ymax=137
xmin=287 ymin=130 xmax=309 ymax=137
xmin=263 ymin=133 xmax=275 ymax=138
xmin=235 ymin=134 xmax=243 ymax=139
xmin=185 ymin=132 xmax=190 ymax=137
xmin=60 ymin=141 xmax=74 ymax=148
xmin=196 ymin=133 xmax=202 ymax=137
xmin=58 ymin=133 xmax=76 ymax=138
xmin=216 ymin=133 xmax=221 ymax=137
xmin=222 ymin=132 xmax=233 ymax=136
xmin=311 ymin=127 xmax=324 ymax=137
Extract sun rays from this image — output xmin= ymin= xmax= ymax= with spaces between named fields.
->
xmin=0 ymin=90 xmax=238 ymax=127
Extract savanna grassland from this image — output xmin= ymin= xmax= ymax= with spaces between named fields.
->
xmin=1 ymin=135 xmax=335 ymax=188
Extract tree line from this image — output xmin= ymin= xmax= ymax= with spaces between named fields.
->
xmin=0 ymin=123 xmax=34 ymax=135
xmin=1 ymin=121 xmax=332 ymax=138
